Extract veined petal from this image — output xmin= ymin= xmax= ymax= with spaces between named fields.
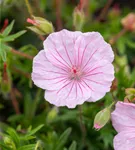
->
xmin=74 ymin=32 xmax=114 ymax=68
xmin=111 ymin=101 xmax=135 ymax=132
xmin=43 ymin=29 xmax=82 ymax=68
xmin=32 ymin=50 xmax=69 ymax=90
xmin=113 ymin=130 xmax=135 ymax=150
xmin=45 ymin=80 xmax=92 ymax=108
xmin=84 ymin=60 xmax=114 ymax=102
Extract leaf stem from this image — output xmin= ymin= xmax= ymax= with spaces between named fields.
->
xmin=11 ymin=49 xmax=33 ymax=60
xmin=25 ymin=0 xmax=33 ymax=16
xmin=54 ymin=0 xmax=63 ymax=30
xmin=97 ymin=0 xmax=113 ymax=21
xmin=109 ymin=28 xmax=127 ymax=45
xmin=78 ymin=105 xmax=86 ymax=145
xmin=12 ymin=67 xmax=31 ymax=79
xmin=10 ymin=88 xmax=20 ymax=114
xmin=31 ymin=89 xmax=42 ymax=118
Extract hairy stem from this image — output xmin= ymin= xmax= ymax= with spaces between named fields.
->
xmin=11 ymin=49 xmax=33 ymax=60
xmin=12 ymin=67 xmax=31 ymax=79
xmin=55 ymin=0 xmax=63 ymax=30
xmin=30 ymin=89 xmax=42 ymax=118
xmin=78 ymin=105 xmax=86 ymax=145
xmin=109 ymin=28 xmax=127 ymax=45
xmin=97 ymin=0 xmax=113 ymax=21
xmin=10 ymin=88 xmax=20 ymax=114
xmin=25 ymin=0 xmax=33 ymax=16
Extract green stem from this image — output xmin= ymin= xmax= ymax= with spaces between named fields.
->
xmin=25 ymin=0 xmax=33 ymax=16
xmin=31 ymin=89 xmax=42 ymax=118
xmin=78 ymin=105 xmax=86 ymax=145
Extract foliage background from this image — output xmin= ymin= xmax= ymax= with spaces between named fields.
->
xmin=0 ymin=0 xmax=135 ymax=150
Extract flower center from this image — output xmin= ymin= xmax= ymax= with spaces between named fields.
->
xmin=69 ymin=66 xmax=83 ymax=81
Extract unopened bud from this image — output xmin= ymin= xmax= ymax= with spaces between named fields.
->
xmin=94 ymin=103 xmax=114 ymax=130
xmin=27 ymin=16 xmax=54 ymax=35
xmin=124 ymin=88 xmax=135 ymax=103
xmin=125 ymin=88 xmax=135 ymax=95
xmin=4 ymin=136 xmax=15 ymax=149
xmin=4 ymin=136 xmax=12 ymax=145
xmin=124 ymin=95 xmax=135 ymax=103
xmin=108 ymin=4 xmax=120 ymax=19
xmin=73 ymin=7 xmax=85 ymax=30
xmin=46 ymin=106 xmax=58 ymax=122
xmin=121 ymin=13 xmax=135 ymax=31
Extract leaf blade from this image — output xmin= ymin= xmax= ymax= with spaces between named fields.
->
xmin=2 ymin=20 xmax=15 ymax=36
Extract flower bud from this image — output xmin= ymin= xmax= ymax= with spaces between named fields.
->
xmin=27 ymin=16 xmax=54 ymax=35
xmin=93 ymin=103 xmax=114 ymax=130
xmin=46 ymin=106 xmax=58 ymax=122
xmin=108 ymin=4 xmax=120 ymax=19
xmin=124 ymin=95 xmax=135 ymax=103
xmin=121 ymin=13 xmax=135 ymax=31
xmin=125 ymin=88 xmax=135 ymax=95
xmin=73 ymin=7 xmax=85 ymax=30
xmin=4 ymin=136 xmax=15 ymax=149
xmin=124 ymin=88 xmax=135 ymax=103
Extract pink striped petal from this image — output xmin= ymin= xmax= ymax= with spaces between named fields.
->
xmin=111 ymin=101 xmax=135 ymax=132
xmin=32 ymin=50 xmax=69 ymax=90
xmin=43 ymin=29 xmax=82 ymax=69
xmin=74 ymin=32 xmax=114 ymax=68
xmin=113 ymin=130 xmax=135 ymax=150
xmin=85 ymin=60 xmax=114 ymax=102
xmin=45 ymin=80 xmax=92 ymax=108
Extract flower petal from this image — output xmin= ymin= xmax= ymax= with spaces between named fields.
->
xmin=32 ymin=50 xmax=69 ymax=90
xmin=45 ymin=80 xmax=92 ymax=108
xmin=84 ymin=60 xmax=114 ymax=102
xmin=74 ymin=32 xmax=114 ymax=68
xmin=113 ymin=130 xmax=135 ymax=150
xmin=43 ymin=29 xmax=82 ymax=69
xmin=111 ymin=101 xmax=135 ymax=132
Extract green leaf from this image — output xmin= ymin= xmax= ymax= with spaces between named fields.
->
xmin=69 ymin=141 xmax=77 ymax=150
xmin=117 ymin=38 xmax=126 ymax=55
xmin=0 ymin=141 xmax=12 ymax=150
xmin=0 ymin=41 xmax=7 ymax=61
xmin=55 ymin=128 xmax=72 ymax=150
xmin=2 ymin=20 xmax=15 ymax=36
xmin=34 ymin=140 xmax=43 ymax=150
xmin=126 ymin=40 xmax=135 ymax=49
xmin=8 ymin=114 xmax=24 ymax=123
xmin=25 ymin=124 xmax=44 ymax=137
xmin=2 ymin=30 xmax=26 ymax=42
xmin=7 ymin=128 xmax=20 ymax=148
xmin=0 ymin=34 xmax=4 ymax=38
xmin=17 ymin=144 xmax=36 ymax=150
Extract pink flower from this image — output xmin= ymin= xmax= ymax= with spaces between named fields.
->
xmin=32 ymin=29 xmax=114 ymax=108
xmin=111 ymin=101 xmax=135 ymax=150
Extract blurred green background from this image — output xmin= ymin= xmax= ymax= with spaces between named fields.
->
xmin=0 ymin=0 xmax=135 ymax=150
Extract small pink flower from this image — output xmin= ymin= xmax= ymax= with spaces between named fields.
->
xmin=32 ymin=29 xmax=114 ymax=108
xmin=111 ymin=101 xmax=135 ymax=150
